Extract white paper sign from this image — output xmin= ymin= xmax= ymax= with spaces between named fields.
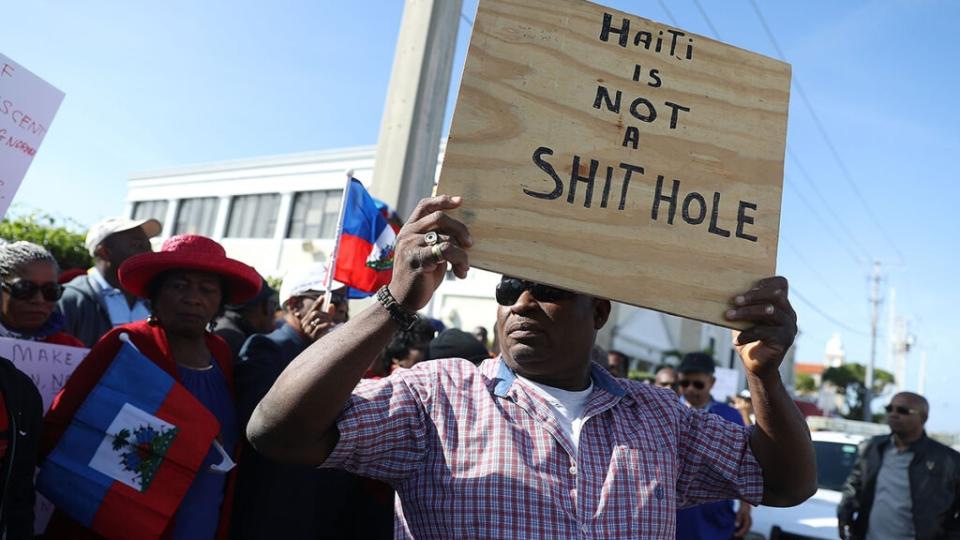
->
xmin=0 ymin=53 xmax=64 ymax=219
xmin=711 ymin=366 xmax=739 ymax=404
xmin=0 ymin=337 xmax=88 ymax=411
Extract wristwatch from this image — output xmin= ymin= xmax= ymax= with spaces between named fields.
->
xmin=376 ymin=285 xmax=420 ymax=331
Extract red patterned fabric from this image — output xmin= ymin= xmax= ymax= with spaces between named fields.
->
xmin=322 ymin=357 xmax=763 ymax=539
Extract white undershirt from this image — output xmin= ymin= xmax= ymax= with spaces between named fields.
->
xmin=517 ymin=375 xmax=593 ymax=454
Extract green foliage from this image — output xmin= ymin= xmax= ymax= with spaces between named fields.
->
xmin=822 ymin=363 xmax=895 ymax=422
xmin=628 ymin=370 xmax=654 ymax=383
xmin=265 ymin=275 xmax=283 ymax=294
xmin=0 ymin=212 xmax=91 ymax=270
xmin=660 ymin=349 xmax=683 ymax=363
xmin=796 ymin=373 xmax=817 ymax=393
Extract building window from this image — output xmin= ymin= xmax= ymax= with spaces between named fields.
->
xmin=286 ymin=190 xmax=342 ymax=239
xmin=225 ymin=194 xmax=280 ymax=238
xmin=173 ymin=197 xmax=219 ymax=236
xmin=131 ymin=200 xmax=168 ymax=229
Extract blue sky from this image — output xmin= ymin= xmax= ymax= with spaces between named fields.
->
xmin=4 ymin=1 xmax=959 ymax=429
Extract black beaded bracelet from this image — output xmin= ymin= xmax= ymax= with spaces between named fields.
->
xmin=376 ymin=285 xmax=420 ymax=331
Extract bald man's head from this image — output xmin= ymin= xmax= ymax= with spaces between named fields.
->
xmin=894 ymin=392 xmax=929 ymax=421
xmin=886 ymin=392 xmax=928 ymax=441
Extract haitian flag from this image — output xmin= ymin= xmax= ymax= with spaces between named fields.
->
xmin=334 ymin=178 xmax=397 ymax=295
xmin=37 ymin=342 xmax=219 ymax=540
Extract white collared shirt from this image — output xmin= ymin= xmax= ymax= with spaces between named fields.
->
xmin=88 ymin=267 xmax=151 ymax=327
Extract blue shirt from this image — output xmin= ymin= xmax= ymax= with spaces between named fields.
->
xmin=676 ymin=400 xmax=745 ymax=540
xmin=173 ymin=361 xmax=238 ymax=540
xmin=88 ymin=268 xmax=151 ymax=327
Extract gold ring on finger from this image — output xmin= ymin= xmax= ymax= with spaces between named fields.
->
xmin=431 ymin=244 xmax=445 ymax=263
xmin=424 ymin=231 xmax=439 ymax=246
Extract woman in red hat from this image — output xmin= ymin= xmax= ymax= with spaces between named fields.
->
xmin=41 ymin=235 xmax=261 ymax=540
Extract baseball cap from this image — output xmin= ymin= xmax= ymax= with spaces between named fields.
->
xmin=86 ymin=217 xmax=162 ymax=256
xmin=279 ymin=263 xmax=345 ymax=307
xmin=677 ymin=352 xmax=716 ymax=374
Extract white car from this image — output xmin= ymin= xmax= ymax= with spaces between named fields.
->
xmin=748 ymin=431 xmax=865 ymax=540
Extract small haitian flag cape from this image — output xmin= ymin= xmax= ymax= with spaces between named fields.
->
xmin=37 ymin=341 xmax=219 ymax=540
xmin=334 ymin=178 xmax=397 ymax=295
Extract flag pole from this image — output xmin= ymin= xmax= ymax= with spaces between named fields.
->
xmin=322 ymin=170 xmax=353 ymax=310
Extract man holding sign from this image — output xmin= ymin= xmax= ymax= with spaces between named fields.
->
xmin=248 ymin=195 xmax=815 ymax=538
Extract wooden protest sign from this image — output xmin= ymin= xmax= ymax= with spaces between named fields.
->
xmin=437 ymin=0 xmax=791 ymax=327
xmin=0 ymin=53 xmax=65 ymax=219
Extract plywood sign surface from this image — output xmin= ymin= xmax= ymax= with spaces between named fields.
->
xmin=437 ymin=0 xmax=791 ymax=327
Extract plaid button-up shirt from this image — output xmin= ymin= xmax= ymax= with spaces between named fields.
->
xmin=322 ymin=357 xmax=763 ymax=539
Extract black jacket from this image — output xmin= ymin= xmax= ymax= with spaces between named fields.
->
xmin=232 ymin=324 xmax=393 ymax=540
xmin=838 ymin=433 xmax=960 ymax=540
xmin=0 ymin=357 xmax=42 ymax=539
xmin=213 ymin=311 xmax=254 ymax=361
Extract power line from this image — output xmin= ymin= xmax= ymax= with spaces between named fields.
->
xmin=786 ymin=146 xmax=871 ymax=261
xmin=781 ymin=238 xmax=845 ymax=300
xmin=792 ymin=287 xmax=870 ymax=337
xmin=747 ymin=0 xmax=904 ymax=264
xmin=784 ymin=172 xmax=863 ymax=265
xmin=655 ymin=0 xmax=679 ymax=26
xmin=679 ymin=1 xmax=868 ymax=266
xmin=691 ymin=0 xmax=722 ymax=40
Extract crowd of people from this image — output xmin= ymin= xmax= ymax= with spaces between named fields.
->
xmin=0 ymin=213 xmax=518 ymax=539
xmin=12 ymin=195 xmax=935 ymax=538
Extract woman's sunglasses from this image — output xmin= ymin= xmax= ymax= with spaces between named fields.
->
xmin=1 ymin=280 xmax=64 ymax=302
xmin=679 ymin=380 xmax=706 ymax=390
xmin=495 ymin=278 xmax=576 ymax=306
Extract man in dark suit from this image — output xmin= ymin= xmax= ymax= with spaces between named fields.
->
xmin=233 ymin=265 xmax=392 ymax=539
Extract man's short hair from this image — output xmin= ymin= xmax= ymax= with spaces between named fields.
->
xmin=654 ymin=364 xmax=676 ymax=375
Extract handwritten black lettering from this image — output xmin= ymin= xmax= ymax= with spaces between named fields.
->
xmin=652 ymin=176 xmax=679 ymax=224
xmin=618 ymin=163 xmax=644 ymax=210
xmin=708 ymin=192 xmax=732 ymax=238
xmin=525 ymin=146 xmax=564 ymax=200
xmin=737 ymin=201 xmax=759 ymax=242
xmin=593 ymin=85 xmax=621 ymax=113
xmin=599 ymin=13 xmax=630 ymax=47
xmin=682 ymin=192 xmax=707 ymax=225
xmin=622 ymin=126 xmax=640 ymax=150
xmin=664 ymin=101 xmax=691 ymax=129
xmin=568 ymin=155 xmax=599 ymax=208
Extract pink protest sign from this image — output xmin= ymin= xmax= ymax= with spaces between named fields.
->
xmin=0 ymin=53 xmax=64 ymax=218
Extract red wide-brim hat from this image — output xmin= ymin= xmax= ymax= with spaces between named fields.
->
xmin=118 ymin=234 xmax=262 ymax=304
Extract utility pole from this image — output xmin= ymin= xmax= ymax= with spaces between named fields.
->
xmin=370 ymin=0 xmax=464 ymax=219
xmin=865 ymin=261 xmax=882 ymax=421
xmin=918 ymin=350 xmax=927 ymax=394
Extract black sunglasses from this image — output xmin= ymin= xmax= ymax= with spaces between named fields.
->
xmin=655 ymin=381 xmax=679 ymax=390
xmin=1 ymin=280 xmax=63 ymax=302
xmin=495 ymin=277 xmax=576 ymax=306
xmin=885 ymin=404 xmax=917 ymax=416
xmin=679 ymin=380 xmax=706 ymax=390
